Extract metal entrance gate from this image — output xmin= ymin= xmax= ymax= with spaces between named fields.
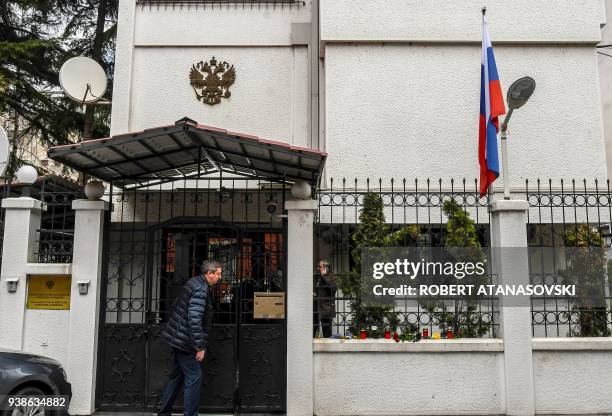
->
xmin=97 ymin=185 xmax=287 ymax=414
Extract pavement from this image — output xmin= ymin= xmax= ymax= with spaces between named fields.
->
xmin=91 ymin=413 xmax=612 ymax=416
xmin=93 ymin=413 xmax=277 ymax=416
xmin=93 ymin=414 xmax=234 ymax=416
xmin=93 ymin=413 xmax=234 ymax=416
xmin=93 ymin=413 xmax=233 ymax=416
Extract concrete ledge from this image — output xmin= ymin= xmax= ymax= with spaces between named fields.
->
xmin=285 ymin=199 xmax=318 ymax=211
xmin=533 ymin=337 xmax=612 ymax=351
xmin=25 ymin=263 xmax=72 ymax=275
xmin=314 ymin=338 xmax=612 ymax=353
xmin=72 ymin=199 xmax=109 ymax=211
xmin=490 ymin=199 xmax=529 ymax=212
xmin=314 ymin=338 xmax=504 ymax=353
xmin=1 ymin=197 xmax=44 ymax=211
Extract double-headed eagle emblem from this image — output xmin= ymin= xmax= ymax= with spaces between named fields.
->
xmin=189 ymin=57 xmax=236 ymax=106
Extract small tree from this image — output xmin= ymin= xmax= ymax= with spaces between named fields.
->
xmin=562 ymin=225 xmax=610 ymax=337
xmin=426 ymin=199 xmax=489 ymax=338
xmin=337 ymin=193 xmax=418 ymax=337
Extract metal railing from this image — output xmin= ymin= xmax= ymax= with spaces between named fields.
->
xmin=314 ymin=178 xmax=498 ymax=339
xmin=0 ymin=176 xmax=81 ymax=269
xmin=136 ymin=0 xmax=304 ymax=7
xmin=36 ymin=178 xmax=82 ymax=263
xmin=526 ymin=179 xmax=612 ymax=337
xmin=1 ymin=174 xmax=609 ymax=338
xmin=314 ymin=177 xmax=612 ymax=339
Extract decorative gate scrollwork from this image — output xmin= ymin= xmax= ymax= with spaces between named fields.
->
xmin=97 ymin=185 xmax=287 ymax=414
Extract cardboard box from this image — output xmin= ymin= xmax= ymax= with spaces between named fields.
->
xmin=253 ymin=292 xmax=285 ymax=319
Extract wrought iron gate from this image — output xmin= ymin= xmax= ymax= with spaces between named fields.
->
xmin=97 ymin=185 xmax=287 ymax=414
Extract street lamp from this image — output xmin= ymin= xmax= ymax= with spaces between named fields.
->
xmin=15 ymin=165 xmax=38 ymax=197
xmin=501 ymin=76 xmax=536 ymax=199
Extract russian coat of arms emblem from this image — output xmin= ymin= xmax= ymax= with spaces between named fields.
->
xmin=189 ymin=57 xmax=236 ymax=106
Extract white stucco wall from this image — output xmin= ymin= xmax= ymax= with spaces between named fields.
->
xmin=111 ymin=1 xmax=312 ymax=149
xmin=600 ymin=0 xmax=612 ymax=176
xmin=314 ymin=340 xmax=506 ymax=416
xmin=314 ymin=339 xmax=612 ymax=416
xmin=133 ymin=1 xmax=310 ymax=47
xmin=128 ymin=46 xmax=309 ymax=146
xmin=320 ymin=0 xmax=604 ymax=44
xmin=532 ymin=338 xmax=612 ymax=414
xmin=19 ymin=265 xmax=72 ymax=365
xmin=315 ymin=353 xmax=504 ymax=415
xmin=320 ymin=0 xmax=607 ymax=184
xmin=534 ymin=351 xmax=612 ymax=414
xmin=323 ymin=43 xmax=607 ymax=184
xmin=22 ymin=310 xmax=70 ymax=365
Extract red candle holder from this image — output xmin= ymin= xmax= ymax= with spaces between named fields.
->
xmin=384 ymin=330 xmax=391 ymax=339
xmin=423 ymin=328 xmax=429 ymax=339
xmin=446 ymin=330 xmax=453 ymax=339
xmin=360 ymin=329 xmax=367 ymax=339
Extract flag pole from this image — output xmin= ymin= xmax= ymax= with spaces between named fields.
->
xmin=482 ymin=7 xmax=492 ymax=197
xmin=501 ymin=109 xmax=513 ymax=199
xmin=481 ymin=6 xmax=509 ymax=200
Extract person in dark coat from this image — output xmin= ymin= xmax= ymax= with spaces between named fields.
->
xmin=158 ymin=260 xmax=222 ymax=416
xmin=314 ymin=259 xmax=337 ymax=338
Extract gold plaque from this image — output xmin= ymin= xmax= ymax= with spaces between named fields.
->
xmin=27 ymin=275 xmax=71 ymax=310
xmin=253 ymin=292 xmax=285 ymax=319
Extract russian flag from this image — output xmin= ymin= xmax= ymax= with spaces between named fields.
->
xmin=479 ymin=12 xmax=506 ymax=197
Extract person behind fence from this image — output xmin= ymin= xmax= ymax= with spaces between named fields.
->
xmin=314 ymin=259 xmax=337 ymax=338
xmin=157 ymin=260 xmax=222 ymax=416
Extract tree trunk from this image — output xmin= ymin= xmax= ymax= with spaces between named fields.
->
xmin=82 ymin=0 xmax=108 ymax=142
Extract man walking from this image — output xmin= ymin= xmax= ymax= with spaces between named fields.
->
xmin=158 ymin=260 xmax=222 ymax=416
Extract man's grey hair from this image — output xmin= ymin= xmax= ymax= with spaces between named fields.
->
xmin=202 ymin=260 xmax=221 ymax=274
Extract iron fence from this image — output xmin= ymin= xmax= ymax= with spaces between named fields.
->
xmin=314 ymin=178 xmax=498 ymax=339
xmin=0 ymin=176 xmax=81 ymax=269
xmin=136 ymin=0 xmax=303 ymax=8
xmin=1 ymin=174 xmax=610 ymax=340
xmin=314 ymin=178 xmax=612 ymax=340
xmin=526 ymin=179 xmax=612 ymax=337
xmin=35 ymin=177 xmax=82 ymax=263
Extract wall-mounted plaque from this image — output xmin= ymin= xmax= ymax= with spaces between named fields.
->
xmin=253 ymin=292 xmax=285 ymax=319
xmin=27 ymin=275 xmax=71 ymax=310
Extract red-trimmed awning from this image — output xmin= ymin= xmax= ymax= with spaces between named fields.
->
xmin=47 ymin=117 xmax=326 ymax=188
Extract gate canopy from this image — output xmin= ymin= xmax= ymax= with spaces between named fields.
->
xmin=47 ymin=117 xmax=326 ymax=189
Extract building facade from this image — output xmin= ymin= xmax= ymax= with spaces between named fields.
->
xmin=112 ymin=0 xmax=608 ymax=183
xmin=1 ymin=1 xmax=612 ymax=416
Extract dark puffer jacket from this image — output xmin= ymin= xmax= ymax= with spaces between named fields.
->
xmin=162 ymin=275 xmax=212 ymax=352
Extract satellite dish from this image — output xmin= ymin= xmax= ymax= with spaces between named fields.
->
xmin=0 ymin=127 xmax=9 ymax=177
xmin=59 ymin=57 xmax=107 ymax=104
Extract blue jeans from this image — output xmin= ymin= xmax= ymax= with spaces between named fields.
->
xmin=158 ymin=348 xmax=202 ymax=416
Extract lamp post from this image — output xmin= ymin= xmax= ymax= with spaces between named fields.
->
xmin=501 ymin=76 xmax=536 ymax=199
xmin=15 ymin=165 xmax=37 ymax=197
